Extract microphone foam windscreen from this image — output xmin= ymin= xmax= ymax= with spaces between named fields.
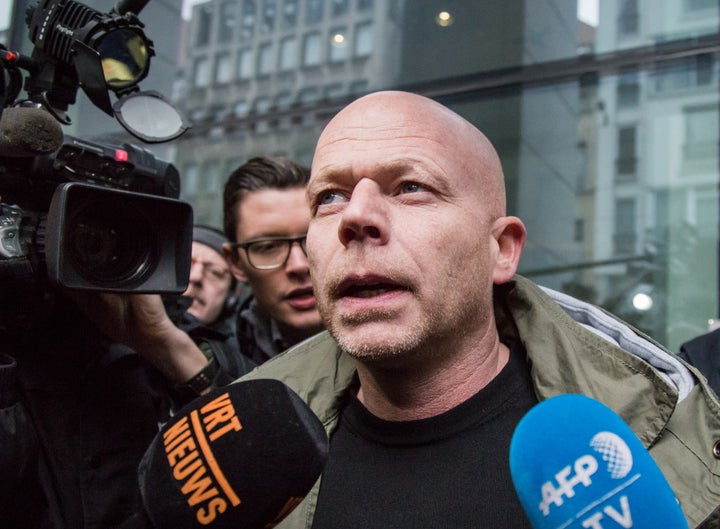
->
xmin=0 ymin=107 xmax=64 ymax=157
xmin=138 ymin=379 xmax=328 ymax=529
xmin=509 ymin=393 xmax=688 ymax=529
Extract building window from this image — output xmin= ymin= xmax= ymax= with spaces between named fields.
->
xmin=684 ymin=104 xmax=719 ymax=160
xmin=214 ymin=53 xmax=233 ymax=83
xmin=279 ymin=36 xmax=298 ymax=71
xmin=237 ymin=48 xmax=254 ymax=79
xmin=354 ymin=21 xmax=373 ymax=58
xmin=653 ymin=54 xmax=716 ymax=94
xmin=258 ymin=43 xmax=274 ymax=76
xmin=574 ymin=219 xmax=584 ymax=243
xmin=254 ymin=96 xmax=272 ymax=113
xmin=696 ymin=193 xmax=719 ymax=238
xmin=234 ymin=100 xmax=249 ymax=117
xmin=183 ymin=164 xmax=199 ymax=196
xmin=616 ymin=126 xmax=637 ymax=178
xmin=241 ymin=0 xmax=256 ymax=39
xmin=306 ymin=0 xmax=323 ymax=23
xmin=332 ymin=0 xmax=350 ymax=17
xmin=218 ymin=1 xmax=236 ymax=43
xmin=282 ymin=0 xmax=298 ymax=28
xmin=616 ymin=67 xmax=639 ymax=108
xmin=324 ymin=83 xmax=345 ymax=99
xmin=298 ymin=87 xmax=320 ymax=104
xmin=195 ymin=5 xmax=213 ymax=46
xmin=349 ymin=79 xmax=368 ymax=94
xmin=684 ymin=0 xmax=717 ymax=12
xmin=614 ymin=198 xmax=637 ymax=255
xmin=193 ymin=57 xmax=211 ymax=87
xmin=203 ymin=160 xmax=222 ymax=193
xmin=275 ymin=92 xmax=293 ymax=109
xmin=357 ymin=0 xmax=373 ymax=11
xmin=303 ymin=32 xmax=322 ymax=66
xmin=618 ymin=0 xmax=639 ymax=36
xmin=329 ymin=27 xmax=349 ymax=62
xmin=261 ymin=0 xmax=277 ymax=33
xmin=695 ymin=53 xmax=715 ymax=86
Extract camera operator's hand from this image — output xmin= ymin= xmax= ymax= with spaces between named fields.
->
xmin=64 ymin=291 xmax=208 ymax=385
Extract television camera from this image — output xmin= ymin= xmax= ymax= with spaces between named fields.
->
xmin=0 ymin=0 xmax=193 ymax=326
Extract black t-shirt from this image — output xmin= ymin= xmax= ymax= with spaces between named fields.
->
xmin=311 ymin=344 xmax=538 ymax=529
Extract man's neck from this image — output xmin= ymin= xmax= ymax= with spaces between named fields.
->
xmin=355 ymin=340 xmax=510 ymax=422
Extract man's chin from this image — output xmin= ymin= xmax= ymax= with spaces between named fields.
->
xmin=330 ymin=323 xmax=422 ymax=362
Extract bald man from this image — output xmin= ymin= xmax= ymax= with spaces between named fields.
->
xmin=239 ymin=91 xmax=720 ymax=528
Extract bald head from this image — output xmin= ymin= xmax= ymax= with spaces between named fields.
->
xmin=312 ymin=91 xmax=507 ymax=216
xmin=305 ymin=90 xmax=526 ymax=398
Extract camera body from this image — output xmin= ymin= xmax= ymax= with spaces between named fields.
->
xmin=0 ymin=134 xmax=192 ymax=293
xmin=0 ymin=0 xmax=193 ymax=300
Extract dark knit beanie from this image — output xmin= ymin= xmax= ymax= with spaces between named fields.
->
xmin=192 ymin=225 xmax=228 ymax=257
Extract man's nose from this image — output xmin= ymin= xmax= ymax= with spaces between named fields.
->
xmin=285 ymin=239 xmax=310 ymax=275
xmin=338 ymin=178 xmax=388 ymax=247
xmin=188 ymin=260 xmax=204 ymax=283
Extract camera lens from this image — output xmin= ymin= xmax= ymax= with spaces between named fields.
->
xmin=65 ymin=201 xmax=155 ymax=287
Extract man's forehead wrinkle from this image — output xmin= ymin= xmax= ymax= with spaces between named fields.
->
xmin=319 ymin=128 xmax=451 ymax=155
xmin=322 ymin=119 xmax=444 ymax=141
xmin=311 ymin=160 xmax=413 ymax=184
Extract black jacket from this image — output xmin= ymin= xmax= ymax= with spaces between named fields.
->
xmin=678 ymin=328 xmax=720 ymax=396
xmin=0 ymin=299 xmax=255 ymax=529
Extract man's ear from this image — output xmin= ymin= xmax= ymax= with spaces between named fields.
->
xmin=222 ymin=242 xmax=249 ymax=283
xmin=491 ymin=216 xmax=526 ymax=284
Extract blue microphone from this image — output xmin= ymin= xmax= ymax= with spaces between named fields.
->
xmin=509 ymin=393 xmax=689 ymax=529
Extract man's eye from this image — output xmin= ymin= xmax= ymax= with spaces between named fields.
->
xmin=254 ymin=241 xmax=283 ymax=253
xmin=317 ymin=190 xmax=346 ymax=205
xmin=399 ymin=181 xmax=427 ymax=194
xmin=209 ymin=268 xmax=226 ymax=280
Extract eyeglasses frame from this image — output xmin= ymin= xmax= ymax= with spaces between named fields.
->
xmin=229 ymin=234 xmax=308 ymax=270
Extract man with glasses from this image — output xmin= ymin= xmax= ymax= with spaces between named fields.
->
xmin=221 ymin=156 xmax=324 ymax=365
xmin=69 ymin=157 xmax=321 ymax=396
xmin=183 ymin=225 xmax=239 ymax=326
xmin=167 ymin=225 xmax=256 ymax=402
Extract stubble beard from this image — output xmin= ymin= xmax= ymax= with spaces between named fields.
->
xmin=322 ymin=300 xmax=472 ymax=366
xmin=316 ymin=251 xmax=492 ymax=366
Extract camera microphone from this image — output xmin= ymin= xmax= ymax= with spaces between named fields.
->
xmin=0 ymin=107 xmax=64 ymax=157
xmin=509 ymin=393 xmax=688 ymax=529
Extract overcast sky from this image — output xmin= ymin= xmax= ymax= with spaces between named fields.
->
xmin=0 ymin=0 xmax=11 ymax=30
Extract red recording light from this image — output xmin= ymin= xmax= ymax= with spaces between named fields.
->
xmin=114 ymin=149 xmax=128 ymax=162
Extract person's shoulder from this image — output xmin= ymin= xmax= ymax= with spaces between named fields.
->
xmin=235 ymin=331 xmax=356 ymax=411
xmin=245 ymin=331 xmax=341 ymax=376
xmin=681 ymin=328 xmax=720 ymax=351
xmin=679 ymin=328 xmax=720 ymax=364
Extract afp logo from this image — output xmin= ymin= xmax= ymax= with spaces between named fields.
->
xmin=589 ymin=432 xmax=633 ymax=479
xmin=539 ymin=431 xmax=635 ymax=528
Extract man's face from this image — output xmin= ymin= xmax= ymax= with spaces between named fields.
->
xmin=225 ymin=187 xmax=323 ymax=341
xmin=306 ymin=93 xmax=518 ymax=364
xmin=184 ymin=241 xmax=233 ymax=324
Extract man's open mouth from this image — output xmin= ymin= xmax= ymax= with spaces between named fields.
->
xmin=338 ymin=276 xmax=407 ymax=299
xmin=287 ymin=287 xmax=314 ymax=300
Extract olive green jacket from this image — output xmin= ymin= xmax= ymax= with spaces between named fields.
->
xmin=239 ymin=275 xmax=720 ymax=528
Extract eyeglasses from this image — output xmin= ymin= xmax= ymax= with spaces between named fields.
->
xmin=230 ymin=235 xmax=308 ymax=270
xmin=190 ymin=258 xmax=231 ymax=284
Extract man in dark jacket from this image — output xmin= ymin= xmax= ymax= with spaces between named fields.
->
xmin=678 ymin=327 xmax=720 ymax=396
xmin=170 ymin=224 xmax=255 ymax=401
xmin=220 ymin=157 xmax=325 ymax=365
